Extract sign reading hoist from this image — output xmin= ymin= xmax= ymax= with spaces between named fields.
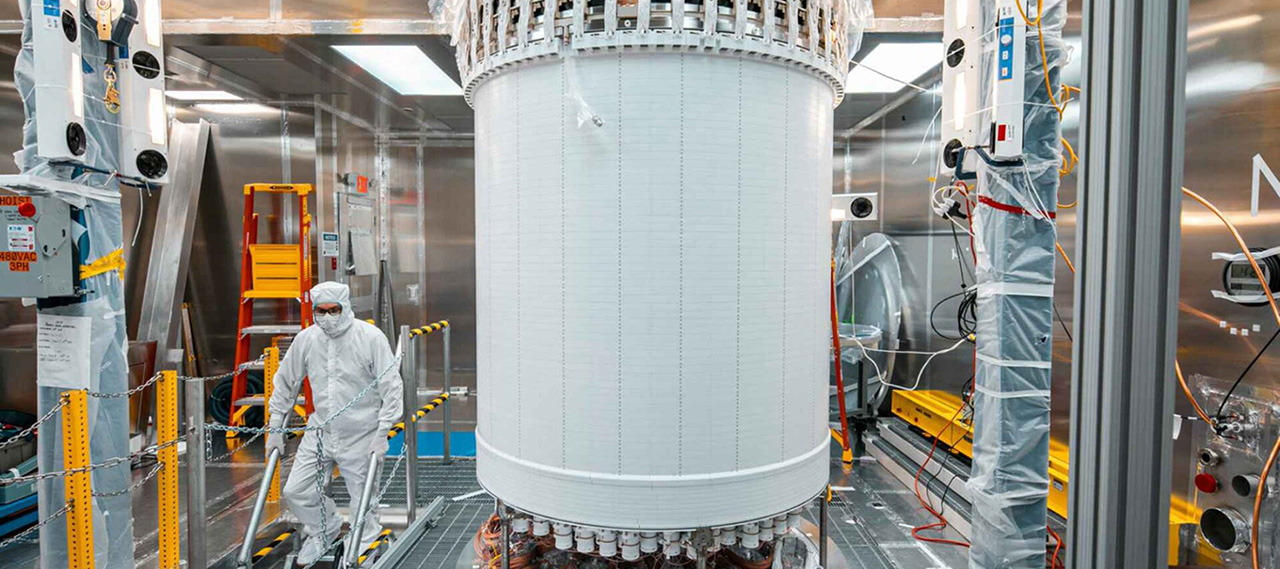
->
xmin=0 ymin=194 xmax=74 ymax=297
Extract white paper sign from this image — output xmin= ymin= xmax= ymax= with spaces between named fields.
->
xmin=37 ymin=314 xmax=91 ymax=390
xmin=321 ymin=232 xmax=340 ymax=258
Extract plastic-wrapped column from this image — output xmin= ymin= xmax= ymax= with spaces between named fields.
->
xmin=969 ymin=0 xmax=1068 ymax=567
xmin=473 ymin=50 xmax=835 ymax=531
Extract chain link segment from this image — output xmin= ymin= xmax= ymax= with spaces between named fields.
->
xmin=0 ymin=502 xmax=71 ymax=550
xmin=204 ymin=350 xmax=403 ymax=437
xmin=0 ymin=395 xmax=68 ymax=451
xmin=0 ymin=438 xmax=184 ymax=487
xmin=89 ymin=372 xmax=163 ymax=399
xmin=92 ymin=462 xmax=165 ymax=498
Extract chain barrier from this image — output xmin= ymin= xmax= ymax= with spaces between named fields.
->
xmin=0 ymin=438 xmax=184 ymax=487
xmin=181 ymin=356 xmax=268 ymax=385
xmin=93 ymin=462 xmax=165 ymax=498
xmin=86 ymin=356 xmax=269 ymax=402
xmin=0 ymin=395 xmax=68 ymax=451
xmin=88 ymin=372 xmax=164 ymax=400
xmin=207 ymin=431 xmax=265 ymax=463
xmin=204 ymin=349 xmax=403 ymax=437
xmin=0 ymin=501 xmax=72 ymax=550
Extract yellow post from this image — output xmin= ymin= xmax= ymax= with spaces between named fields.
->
xmin=157 ymin=371 xmax=180 ymax=569
xmin=263 ymin=347 xmax=281 ymax=502
xmin=61 ymin=390 xmax=94 ymax=569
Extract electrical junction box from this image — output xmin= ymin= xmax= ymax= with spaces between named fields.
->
xmin=990 ymin=0 xmax=1027 ymax=160
xmin=0 ymin=194 xmax=74 ymax=298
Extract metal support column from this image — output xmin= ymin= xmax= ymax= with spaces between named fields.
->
xmin=158 ymin=371 xmax=181 ymax=569
xmin=442 ymin=326 xmax=452 ymax=464
xmin=400 ymin=327 xmax=419 ymax=522
xmin=499 ymin=501 xmax=511 ymax=569
xmin=818 ymin=489 xmax=828 ymax=569
xmin=237 ymin=450 xmax=282 ymax=569
xmin=1067 ymin=0 xmax=1189 ymax=567
xmin=63 ymin=390 xmax=95 ymax=569
xmin=186 ymin=369 xmax=208 ymax=569
xmin=263 ymin=347 xmax=282 ymax=502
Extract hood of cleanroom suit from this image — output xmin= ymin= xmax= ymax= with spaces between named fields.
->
xmin=311 ymin=281 xmax=356 ymax=338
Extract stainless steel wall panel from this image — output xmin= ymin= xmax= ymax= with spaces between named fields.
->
xmin=421 ymin=141 xmax=478 ymax=378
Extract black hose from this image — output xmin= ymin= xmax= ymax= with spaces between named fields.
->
xmin=207 ymin=374 xmax=264 ymax=427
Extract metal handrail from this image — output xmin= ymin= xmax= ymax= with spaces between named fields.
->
xmin=237 ymin=448 xmax=283 ymax=569
xmin=345 ymin=452 xmax=383 ymax=569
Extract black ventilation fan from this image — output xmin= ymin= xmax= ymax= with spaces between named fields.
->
xmin=136 ymin=150 xmax=168 ymax=179
xmin=66 ymin=123 xmax=87 ymax=156
xmin=61 ymin=10 xmax=78 ymax=42
xmin=132 ymin=50 xmax=161 ymax=79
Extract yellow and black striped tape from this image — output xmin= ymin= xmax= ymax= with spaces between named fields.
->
xmin=385 ymin=393 xmax=450 ymax=439
xmin=408 ymin=320 xmax=450 ymax=338
xmin=356 ymin=529 xmax=394 ymax=566
xmin=251 ymin=530 xmax=295 ymax=562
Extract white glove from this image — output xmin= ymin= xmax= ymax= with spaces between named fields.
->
xmin=265 ymin=432 xmax=286 ymax=457
xmin=368 ymin=435 xmax=389 ymax=458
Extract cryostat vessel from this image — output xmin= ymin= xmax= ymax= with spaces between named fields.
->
xmin=447 ymin=0 xmax=865 ymax=546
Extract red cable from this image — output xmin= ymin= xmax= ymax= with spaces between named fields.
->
xmin=1047 ymin=527 xmax=1064 ymax=569
xmin=910 ymin=389 xmax=972 ymax=549
xmin=829 ymin=261 xmax=852 ymax=455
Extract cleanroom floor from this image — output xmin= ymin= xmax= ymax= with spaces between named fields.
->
xmin=0 ymin=393 xmax=966 ymax=569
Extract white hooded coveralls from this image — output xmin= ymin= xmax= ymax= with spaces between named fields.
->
xmin=267 ymin=282 xmax=404 ymax=547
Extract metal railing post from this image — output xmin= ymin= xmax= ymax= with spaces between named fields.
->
xmin=62 ymin=390 xmax=95 ymax=569
xmin=237 ymin=449 xmax=282 ymax=569
xmin=158 ymin=371 xmax=181 ymax=569
xmin=263 ymin=347 xmax=282 ymax=502
xmin=185 ymin=370 xmax=208 ymax=569
xmin=400 ymin=327 xmax=418 ymax=523
xmin=442 ymin=324 xmax=452 ymax=464
xmin=345 ymin=453 xmax=382 ymax=569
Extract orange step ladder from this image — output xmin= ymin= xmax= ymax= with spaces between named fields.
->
xmin=230 ymin=183 xmax=315 ymax=428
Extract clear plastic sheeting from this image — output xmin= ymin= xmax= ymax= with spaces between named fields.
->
xmin=16 ymin=6 xmax=135 ymax=569
xmin=967 ymin=0 xmax=1068 ymax=567
xmin=845 ymin=232 xmax=904 ymax=399
xmin=843 ymin=0 xmax=874 ymax=65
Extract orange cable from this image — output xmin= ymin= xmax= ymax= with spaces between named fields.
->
xmin=1181 ymin=187 xmax=1280 ymax=569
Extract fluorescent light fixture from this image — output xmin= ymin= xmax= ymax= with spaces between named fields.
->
xmin=70 ymin=55 xmax=83 ymax=119
xmin=144 ymin=0 xmax=161 ymax=47
xmin=193 ymin=103 xmax=279 ymax=115
xmin=953 ymin=70 xmax=967 ymax=130
xmin=847 ymin=43 xmax=942 ymax=94
xmin=332 ymin=45 xmax=462 ymax=96
xmin=1189 ymin=14 xmax=1262 ymax=40
xmin=166 ymin=90 xmax=243 ymax=101
xmin=148 ymin=88 xmax=166 ymax=145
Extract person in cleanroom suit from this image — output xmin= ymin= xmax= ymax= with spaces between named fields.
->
xmin=265 ymin=281 xmax=403 ymax=565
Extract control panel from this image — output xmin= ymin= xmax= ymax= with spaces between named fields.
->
xmin=0 ymin=193 xmax=74 ymax=298
xmin=1192 ymin=374 xmax=1280 ymax=566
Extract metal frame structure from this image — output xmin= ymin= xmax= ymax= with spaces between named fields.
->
xmin=136 ymin=121 xmax=211 ymax=370
xmin=1067 ymin=0 xmax=1189 ymax=566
